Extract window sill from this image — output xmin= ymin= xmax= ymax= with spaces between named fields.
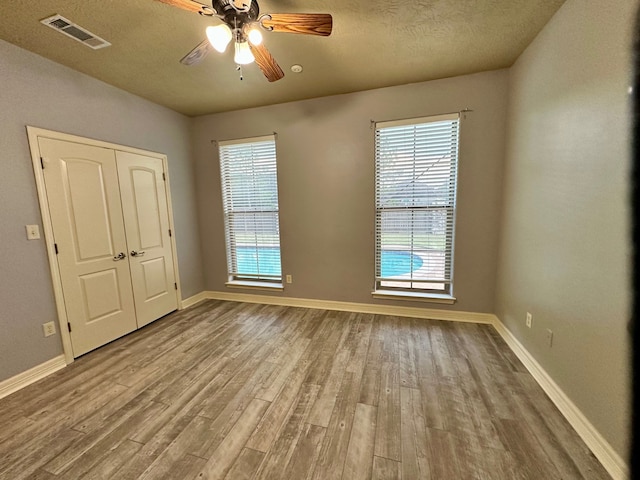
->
xmin=371 ymin=290 xmax=456 ymax=305
xmin=226 ymin=280 xmax=284 ymax=292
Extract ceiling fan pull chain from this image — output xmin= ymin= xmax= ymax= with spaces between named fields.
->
xmin=236 ymin=64 xmax=244 ymax=81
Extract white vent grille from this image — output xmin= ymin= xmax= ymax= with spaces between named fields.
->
xmin=40 ymin=15 xmax=111 ymax=50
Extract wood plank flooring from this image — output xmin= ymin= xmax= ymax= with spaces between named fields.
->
xmin=0 ymin=300 xmax=611 ymax=479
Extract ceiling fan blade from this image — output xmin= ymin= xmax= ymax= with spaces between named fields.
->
xmin=249 ymin=43 xmax=284 ymax=82
xmin=262 ymin=13 xmax=333 ymax=36
xmin=180 ymin=39 xmax=213 ymax=65
xmin=154 ymin=0 xmax=214 ymax=15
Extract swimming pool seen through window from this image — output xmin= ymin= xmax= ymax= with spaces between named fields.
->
xmin=218 ymin=134 xmax=282 ymax=284
xmin=373 ymin=113 xmax=460 ymax=297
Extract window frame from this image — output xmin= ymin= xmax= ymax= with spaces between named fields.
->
xmin=218 ymin=134 xmax=283 ymax=289
xmin=372 ymin=113 xmax=460 ymax=302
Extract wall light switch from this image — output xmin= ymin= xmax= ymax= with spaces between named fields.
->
xmin=26 ymin=224 xmax=41 ymax=240
xmin=43 ymin=321 xmax=56 ymax=337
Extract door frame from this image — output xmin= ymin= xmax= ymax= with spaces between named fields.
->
xmin=27 ymin=126 xmax=183 ymax=365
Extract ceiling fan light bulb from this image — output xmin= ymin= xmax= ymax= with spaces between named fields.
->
xmin=206 ymin=24 xmax=232 ymax=53
xmin=234 ymin=41 xmax=255 ymax=65
xmin=248 ymin=28 xmax=262 ymax=46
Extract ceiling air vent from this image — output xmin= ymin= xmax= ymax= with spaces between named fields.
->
xmin=40 ymin=15 xmax=111 ymax=50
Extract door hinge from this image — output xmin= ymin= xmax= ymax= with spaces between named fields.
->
xmin=168 ymin=229 xmax=172 ymax=237
xmin=54 ymin=243 xmax=59 ymax=254
xmin=40 ymin=157 xmax=45 ymax=169
xmin=67 ymin=322 xmax=72 ymax=333
xmin=162 ymin=172 xmax=166 ymax=181
xmin=174 ymin=283 xmax=178 ymax=290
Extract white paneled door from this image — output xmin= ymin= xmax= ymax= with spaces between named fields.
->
xmin=116 ymin=151 xmax=177 ymax=327
xmin=40 ymin=138 xmax=137 ymax=356
xmin=39 ymin=138 xmax=177 ymax=357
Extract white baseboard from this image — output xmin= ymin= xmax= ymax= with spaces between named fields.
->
xmin=180 ymin=291 xmax=208 ymax=309
xmin=0 ymin=355 xmax=67 ymax=400
xmin=199 ymin=290 xmax=495 ymax=324
xmin=491 ymin=315 xmax=628 ymax=480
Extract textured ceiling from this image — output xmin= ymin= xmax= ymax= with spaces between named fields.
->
xmin=0 ymin=0 xmax=565 ymax=116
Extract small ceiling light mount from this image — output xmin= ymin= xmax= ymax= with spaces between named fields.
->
xmin=291 ymin=64 xmax=303 ymax=73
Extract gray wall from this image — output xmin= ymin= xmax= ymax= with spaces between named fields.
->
xmin=192 ymin=70 xmax=508 ymax=313
xmin=2 ymin=0 xmax=631 ymax=461
xmin=0 ymin=39 xmax=204 ymax=382
xmin=495 ymin=0 xmax=633 ymax=457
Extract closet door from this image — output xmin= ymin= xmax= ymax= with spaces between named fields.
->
xmin=39 ymin=138 xmax=137 ymax=357
xmin=116 ymin=151 xmax=178 ymax=327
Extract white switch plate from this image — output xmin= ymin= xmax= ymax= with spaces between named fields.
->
xmin=286 ymin=275 xmax=292 ymax=284
xmin=43 ymin=321 xmax=56 ymax=337
xmin=26 ymin=224 xmax=41 ymax=240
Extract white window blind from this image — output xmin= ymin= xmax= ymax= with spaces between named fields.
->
xmin=374 ymin=113 xmax=460 ymax=294
xmin=219 ymin=135 xmax=282 ymax=282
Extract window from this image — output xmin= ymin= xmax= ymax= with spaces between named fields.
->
xmin=218 ymin=135 xmax=282 ymax=286
xmin=374 ymin=113 xmax=460 ymax=299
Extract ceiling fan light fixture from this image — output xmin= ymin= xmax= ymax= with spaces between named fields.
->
xmin=247 ymin=27 xmax=263 ymax=46
xmin=206 ymin=24 xmax=232 ymax=53
xmin=234 ymin=40 xmax=255 ymax=64
xmin=162 ymin=0 xmax=332 ymax=81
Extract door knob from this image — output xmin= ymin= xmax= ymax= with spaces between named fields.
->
xmin=113 ymin=252 xmax=127 ymax=261
xmin=130 ymin=250 xmax=146 ymax=257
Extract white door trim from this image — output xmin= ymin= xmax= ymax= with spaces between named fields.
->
xmin=26 ymin=126 xmax=182 ymax=364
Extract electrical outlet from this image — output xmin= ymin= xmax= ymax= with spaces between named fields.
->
xmin=286 ymin=275 xmax=292 ymax=284
xmin=43 ymin=321 xmax=56 ymax=337
xmin=546 ymin=329 xmax=553 ymax=348
xmin=526 ymin=312 xmax=532 ymax=328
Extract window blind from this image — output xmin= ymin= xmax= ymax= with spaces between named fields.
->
xmin=219 ymin=135 xmax=282 ymax=282
xmin=374 ymin=113 xmax=460 ymax=294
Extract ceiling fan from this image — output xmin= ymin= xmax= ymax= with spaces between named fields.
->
xmin=155 ymin=0 xmax=333 ymax=82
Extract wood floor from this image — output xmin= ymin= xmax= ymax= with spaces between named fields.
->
xmin=0 ymin=300 xmax=610 ymax=479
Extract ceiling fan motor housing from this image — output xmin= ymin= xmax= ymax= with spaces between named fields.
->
xmin=213 ymin=0 xmax=260 ymax=29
